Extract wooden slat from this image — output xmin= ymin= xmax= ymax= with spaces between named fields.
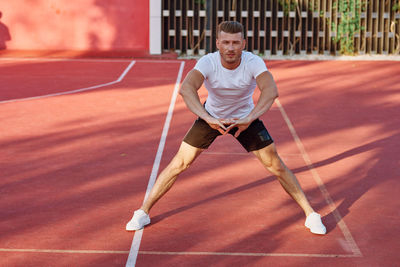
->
xmin=372 ymin=0 xmax=378 ymax=53
xmin=282 ymin=0 xmax=288 ymax=54
xmin=300 ymin=0 xmax=307 ymax=54
xmin=397 ymin=4 xmax=400 ymax=54
xmin=392 ymin=0 xmax=398 ymax=54
xmin=334 ymin=0 xmax=339 ymax=54
xmin=173 ymin=0 xmax=178 ymax=53
xmin=277 ymin=0 xmax=283 ymax=55
xmin=266 ymin=0 xmax=272 ymax=55
xmin=208 ymin=0 xmax=215 ymax=52
xmin=188 ymin=0 xmax=191 ymax=53
xmin=389 ymin=0 xmax=394 ymax=53
xmin=273 ymin=0 xmax=278 ymax=54
xmin=360 ymin=2 xmax=367 ymax=54
xmin=327 ymin=0 xmax=332 ymax=54
xmin=321 ymin=0 xmax=326 ymax=54
xmin=378 ymin=0 xmax=384 ymax=53
xmin=201 ymin=0 xmax=207 ymax=52
xmin=315 ymin=0 xmax=320 ymax=54
xmin=287 ymin=0 xmax=293 ymax=54
xmin=367 ymin=0 xmax=373 ymax=53
xmin=354 ymin=0 xmax=361 ymax=54
xmin=170 ymin=0 xmax=175 ymax=51
xmin=256 ymin=0 xmax=262 ymax=54
xmin=383 ymin=1 xmax=389 ymax=54
xmin=308 ymin=0 xmax=313 ymax=53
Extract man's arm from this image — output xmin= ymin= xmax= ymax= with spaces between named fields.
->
xmin=226 ymin=71 xmax=278 ymax=137
xmin=179 ymin=69 xmax=228 ymax=134
xmin=247 ymin=71 xmax=278 ymax=121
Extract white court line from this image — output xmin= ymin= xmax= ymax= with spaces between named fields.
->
xmin=0 ymin=248 xmax=128 ymax=254
xmin=139 ymin=250 xmax=360 ymax=258
xmin=275 ymin=99 xmax=362 ymax=257
xmin=0 ymin=57 xmax=184 ymax=63
xmin=203 ymin=151 xmax=249 ymax=156
xmin=0 ymin=248 xmax=358 ymax=258
xmin=125 ymin=61 xmax=185 ymax=267
xmin=203 ymin=152 xmax=305 ymax=163
xmin=0 ymin=60 xmax=136 ymax=104
xmin=203 ymin=151 xmax=303 ymax=157
xmin=0 ymin=57 xmax=133 ymax=63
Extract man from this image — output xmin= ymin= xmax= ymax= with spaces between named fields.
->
xmin=126 ymin=21 xmax=326 ymax=235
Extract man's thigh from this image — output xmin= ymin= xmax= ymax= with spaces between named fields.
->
xmin=230 ymin=119 xmax=274 ymax=152
xmin=183 ymin=117 xmax=221 ymax=149
xmin=174 ymin=141 xmax=205 ymax=166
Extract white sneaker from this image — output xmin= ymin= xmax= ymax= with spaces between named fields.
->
xmin=126 ymin=209 xmax=150 ymax=231
xmin=305 ymin=212 xmax=326 ymax=235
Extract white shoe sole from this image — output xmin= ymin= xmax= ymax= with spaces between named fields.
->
xmin=305 ymin=224 xmax=326 ymax=235
xmin=126 ymin=219 xmax=150 ymax=231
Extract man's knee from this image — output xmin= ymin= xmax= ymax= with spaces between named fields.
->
xmin=254 ymin=145 xmax=286 ymax=176
xmin=169 ymin=142 xmax=203 ymax=173
xmin=269 ymin=160 xmax=286 ymax=177
xmin=169 ymin=156 xmax=192 ymax=173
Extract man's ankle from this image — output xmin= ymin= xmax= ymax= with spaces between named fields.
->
xmin=140 ymin=207 xmax=150 ymax=214
xmin=305 ymin=209 xmax=315 ymax=217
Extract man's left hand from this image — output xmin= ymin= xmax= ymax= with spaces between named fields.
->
xmin=222 ymin=117 xmax=253 ymax=138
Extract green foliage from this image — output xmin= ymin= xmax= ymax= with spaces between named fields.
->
xmin=332 ymin=0 xmax=362 ymax=55
xmin=194 ymin=0 xmax=205 ymax=7
xmin=393 ymin=3 xmax=400 ymax=12
xmin=278 ymin=0 xmax=298 ymax=15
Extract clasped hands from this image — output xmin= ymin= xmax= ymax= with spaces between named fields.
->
xmin=206 ymin=117 xmax=252 ymax=137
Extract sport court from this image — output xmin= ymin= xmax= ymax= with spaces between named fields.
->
xmin=0 ymin=58 xmax=399 ymax=266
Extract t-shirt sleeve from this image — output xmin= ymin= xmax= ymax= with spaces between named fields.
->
xmin=194 ymin=55 xmax=211 ymax=79
xmin=248 ymin=55 xmax=268 ymax=78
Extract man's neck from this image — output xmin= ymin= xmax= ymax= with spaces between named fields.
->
xmin=221 ymin=59 xmax=241 ymax=70
xmin=219 ymin=53 xmax=242 ymax=70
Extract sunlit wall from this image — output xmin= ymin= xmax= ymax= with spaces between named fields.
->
xmin=0 ymin=0 xmax=149 ymax=52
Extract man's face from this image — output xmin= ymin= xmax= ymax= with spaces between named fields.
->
xmin=216 ymin=31 xmax=245 ymax=66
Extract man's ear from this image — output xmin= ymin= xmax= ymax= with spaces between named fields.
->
xmin=242 ymin=38 xmax=246 ymax=49
xmin=216 ymin=38 xmax=220 ymax=50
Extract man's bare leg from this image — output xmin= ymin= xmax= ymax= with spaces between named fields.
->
xmin=140 ymin=141 xmax=204 ymax=214
xmin=126 ymin=142 xmax=203 ymax=231
xmin=252 ymin=143 xmax=314 ymax=216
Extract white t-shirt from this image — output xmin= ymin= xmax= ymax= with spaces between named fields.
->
xmin=194 ymin=50 xmax=268 ymax=119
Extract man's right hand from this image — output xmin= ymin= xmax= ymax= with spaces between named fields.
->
xmin=205 ymin=117 xmax=229 ymax=135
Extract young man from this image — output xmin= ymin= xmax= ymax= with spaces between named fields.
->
xmin=127 ymin=21 xmax=326 ymax=235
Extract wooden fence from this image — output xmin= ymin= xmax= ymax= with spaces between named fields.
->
xmin=162 ymin=0 xmax=400 ymax=56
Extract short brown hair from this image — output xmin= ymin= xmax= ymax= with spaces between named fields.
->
xmin=217 ymin=21 xmax=244 ymax=38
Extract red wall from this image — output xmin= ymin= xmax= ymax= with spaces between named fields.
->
xmin=0 ymin=0 xmax=149 ymax=52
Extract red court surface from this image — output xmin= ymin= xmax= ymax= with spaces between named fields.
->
xmin=0 ymin=58 xmax=399 ymax=267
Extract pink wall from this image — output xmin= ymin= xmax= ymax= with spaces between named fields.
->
xmin=0 ymin=0 xmax=149 ymax=52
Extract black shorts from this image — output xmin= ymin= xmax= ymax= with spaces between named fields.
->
xmin=183 ymin=117 xmax=274 ymax=152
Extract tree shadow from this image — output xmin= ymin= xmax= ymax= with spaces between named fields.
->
xmin=268 ymin=60 xmax=400 ymax=260
xmin=322 ymin=132 xmax=400 ymax=232
xmin=0 ymin=11 xmax=11 ymax=50
xmin=149 ymin=176 xmax=276 ymax=226
xmin=0 ymin=59 xmax=188 ymax=103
